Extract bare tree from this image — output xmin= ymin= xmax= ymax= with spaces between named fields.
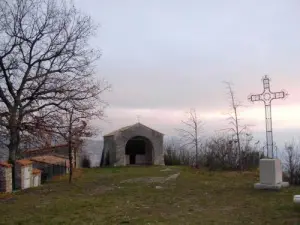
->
xmin=283 ymin=140 xmax=300 ymax=185
xmin=0 ymin=0 xmax=109 ymax=186
xmin=177 ymin=108 xmax=204 ymax=166
xmin=58 ymin=109 xmax=95 ymax=183
xmin=222 ymin=82 xmax=249 ymax=171
xmin=29 ymin=94 xmax=105 ymax=183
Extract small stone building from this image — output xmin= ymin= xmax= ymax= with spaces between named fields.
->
xmin=30 ymin=155 xmax=70 ymax=182
xmin=22 ymin=144 xmax=80 ymax=169
xmin=32 ymin=168 xmax=42 ymax=187
xmin=15 ymin=159 xmax=33 ymax=190
xmin=0 ymin=162 xmax=12 ymax=193
xmin=101 ymin=123 xmax=164 ymax=166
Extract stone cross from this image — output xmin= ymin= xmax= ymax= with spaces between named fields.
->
xmin=248 ymin=75 xmax=288 ymax=158
xmin=136 ymin=115 xmax=141 ymax=123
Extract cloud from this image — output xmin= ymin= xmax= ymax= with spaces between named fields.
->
xmin=95 ymin=103 xmax=300 ymax=136
xmin=76 ymin=0 xmax=300 ymax=149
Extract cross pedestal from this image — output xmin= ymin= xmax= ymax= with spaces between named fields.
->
xmin=254 ymin=159 xmax=289 ymax=190
xmin=248 ymin=75 xmax=289 ymax=190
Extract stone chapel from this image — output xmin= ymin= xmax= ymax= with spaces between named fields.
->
xmin=101 ymin=123 xmax=164 ymax=166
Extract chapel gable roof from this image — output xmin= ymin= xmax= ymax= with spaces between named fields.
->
xmin=103 ymin=123 xmax=163 ymax=137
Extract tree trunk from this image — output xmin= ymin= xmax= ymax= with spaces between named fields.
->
xmin=68 ymin=141 xmax=73 ymax=183
xmin=195 ymin=123 xmax=198 ymax=166
xmin=234 ymin=107 xmax=242 ymax=172
xmin=195 ymin=142 xmax=198 ymax=166
xmin=8 ymin=113 xmax=20 ymax=190
xmin=237 ymin=134 xmax=242 ymax=171
xmin=68 ymin=110 xmax=74 ymax=184
xmin=74 ymin=148 xmax=77 ymax=168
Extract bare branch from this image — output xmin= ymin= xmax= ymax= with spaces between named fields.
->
xmin=222 ymin=81 xmax=253 ymax=171
xmin=176 ymin=108 xmax=204 ymax=165
xmin=0 ymin=0 xmax=109 ymax=169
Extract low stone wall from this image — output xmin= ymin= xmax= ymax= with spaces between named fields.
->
xmin=136 ymin=155 xmax=146 ymax=164
xmin=0 ymin=162 xmax=12 ymax=193
xmin=31 ymin=161 xmax=68 ymax=184
xmin=125 ymin=154 xmax=146 ymax=165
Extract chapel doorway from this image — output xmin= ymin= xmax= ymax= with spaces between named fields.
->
xmin=125 ymin=136 xmax=153 ymax=165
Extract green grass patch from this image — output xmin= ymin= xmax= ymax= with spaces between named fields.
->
xmin=1 ymin=166 xmax=300 ymax=225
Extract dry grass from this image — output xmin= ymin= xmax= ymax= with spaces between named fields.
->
xmin=0 ymin=166 xmax=300 ymax=225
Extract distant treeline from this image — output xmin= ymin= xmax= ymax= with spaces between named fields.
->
xmin=164 ymin=133 xmax=263 ymax=171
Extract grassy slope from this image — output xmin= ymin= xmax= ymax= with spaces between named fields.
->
xmin=0 ymin=166 xmax=300 ymax=225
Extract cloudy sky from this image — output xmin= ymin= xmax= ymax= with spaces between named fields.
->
xmin=74 ymin=0 xmax=300 ymax=148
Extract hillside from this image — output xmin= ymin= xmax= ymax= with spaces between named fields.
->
xmin=0 ymin=166 xmax=299 ymax=225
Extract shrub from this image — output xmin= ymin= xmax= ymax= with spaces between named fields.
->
xmin=164 ymin=133 xmax=261 ymax=171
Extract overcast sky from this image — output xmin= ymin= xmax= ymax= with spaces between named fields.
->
xmin=74 ymin=0 xmax=300 ymax=148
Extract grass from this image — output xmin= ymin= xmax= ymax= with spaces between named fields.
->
xmin=1 ymin=166 xmax=300 ymax=225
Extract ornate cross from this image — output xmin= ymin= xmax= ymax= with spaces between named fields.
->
xmin=248 ymin=75 xmax=288 ymax=158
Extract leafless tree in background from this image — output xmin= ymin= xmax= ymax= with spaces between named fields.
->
xmin=283 ymin=140 xmax=300 ymax=185
xmin=177 ymin=108 xmax=204 ymax=166
xmin=54 ymin=109 xmax=96 ymax=183
xmin=28 ymin=88 xmax=107 ymax=183
xmin=222 ymin=82 xmax=249 ymax=171
xmin=0 ymin=0 xmax=110 ymax=186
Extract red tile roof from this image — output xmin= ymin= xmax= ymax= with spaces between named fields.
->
xmin=16 ymin=159 xmax=33 ymax=166
xmin=22 ymin=144 xmax=68 ymax=153
xmin=30 ymin=155 xmax=69 ymax=167
xmin=0 ymin=162 xmax=12 ymax=168
xmin=32 ymin=168 xmax=42 ymax=175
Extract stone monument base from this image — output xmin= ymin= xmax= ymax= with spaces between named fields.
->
xmin=293 ymin=195 xmax=300 ymax=204
xmin=254 ymin=158 xmax=289 ymax=190
xmin=254 ymin=181 xmax=289 ymax=190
